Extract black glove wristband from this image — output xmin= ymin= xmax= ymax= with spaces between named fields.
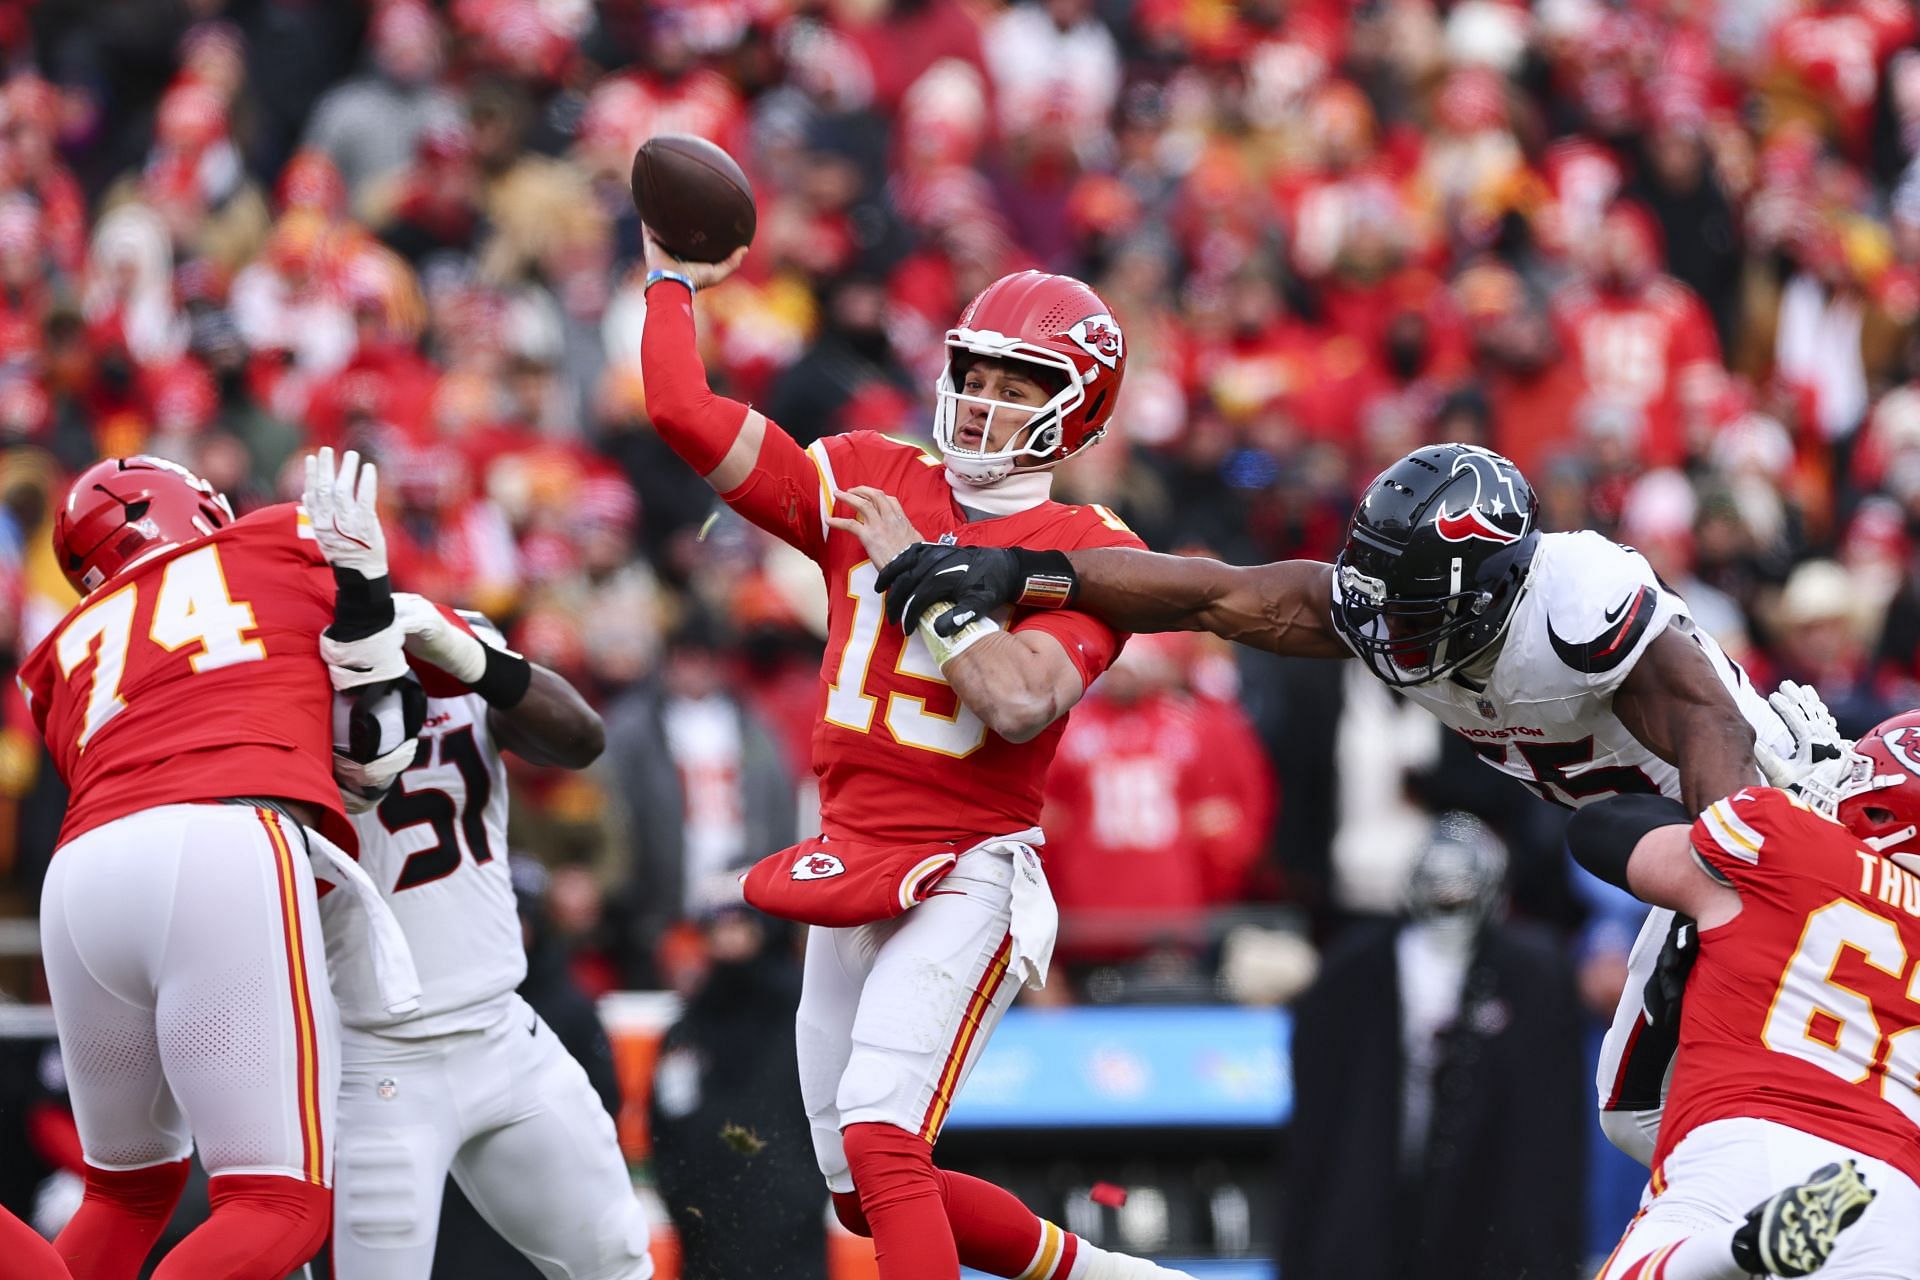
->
xmin=328 ymin=569 xmax=395 ymax=641
xmin=471 ymin=643 xmax=532 ymax=709
xmin=1010 ymin=548 xmax=1078 ymax=610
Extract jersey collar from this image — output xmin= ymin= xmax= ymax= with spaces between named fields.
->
xmin=944 ymin=465 xmax=1053 ymax=519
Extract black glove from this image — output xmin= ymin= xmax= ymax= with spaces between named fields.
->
xmin=1642 ymin=913 xmax=1699 ymax=1033
xmin=874 ymin=544 xmax=1079 ymax=634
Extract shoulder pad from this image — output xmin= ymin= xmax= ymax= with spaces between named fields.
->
xmin=454 ymin=609 xmax=509 ymax=650
xmin=1537 ymin=533 xmax=1666 ymax=675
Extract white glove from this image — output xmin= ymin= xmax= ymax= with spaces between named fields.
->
xmin=1756 ymin=679 xmax=1850 ymax=788
xmin=332 ymin=682 xmax=424 ymax=811
xmin=394 ymin=591 xmax=490 ymax=683
xmin=303 ymin=447 xmax=388 ymax=579
xmin=319 ymin=624 xmax=409 ymax=691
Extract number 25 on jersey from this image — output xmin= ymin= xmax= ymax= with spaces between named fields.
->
xmin=52 ymin=544 xmax=264 ymax=749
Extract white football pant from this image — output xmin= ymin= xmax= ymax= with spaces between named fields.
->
xmin=40 ymin=803 xmax=339 ymax=1184
xmin=332 ymin=992 xmax=654 ymax=1280
xmin=1597 ymin=1117 xmax=1920 ymax=1279
xmin=797 ymin=841 xmax=1030 ymax=1193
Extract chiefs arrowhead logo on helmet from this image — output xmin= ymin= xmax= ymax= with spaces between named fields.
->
xmin=1434 ymin=449 xmax=1527 ymax=545
xmin=791 ymin=851 xmax=846 ymax=881
xmin=1067 ymin=313 xmax=1124 ymax=370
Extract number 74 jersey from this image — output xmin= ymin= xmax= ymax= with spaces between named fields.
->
xmin=18 ymin=503 xmax=353 ymax=850
xmin=1664 ymin=788 xmax=1920 ymax=1187
xmin=796 ymin=432 xmax=1143 ymax=845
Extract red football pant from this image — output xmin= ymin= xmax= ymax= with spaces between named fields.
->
xmin=2 ymin=1204 xmax=73 ymax=1279
xmin=838 ymin=1123 xmax=1080 ymax=1280
xmin=151 ymin=1174 xmax=329 ymax=1280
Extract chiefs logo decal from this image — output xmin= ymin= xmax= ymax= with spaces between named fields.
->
xmin=1884 ymin=728 xmax=1920 ymax=779
xmin=791 ymin=851 xmax=846 ymax=881
xmin=1067 ymin=314 xmax=1124 ymax=369
xmin=1434 ymin=449 xmax=1526 ymax=545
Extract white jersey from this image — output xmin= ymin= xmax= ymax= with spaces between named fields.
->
xmin=1347 ymin=530 xmax=1794 ymax=807
xmin=325 ymin=687 xmax=521 ymax=1036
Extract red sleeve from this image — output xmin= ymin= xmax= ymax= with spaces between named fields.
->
xmin=640 ymin=280 xmax=832 ymax=559
xmin=1690 ymin=787 xmax=1806 ymax=888
xmin=1009 ymin=509 xmax=1146 ymax=690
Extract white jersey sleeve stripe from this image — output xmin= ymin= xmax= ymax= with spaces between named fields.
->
xmin=1703 ymin=802 xmax=1762 ymax=863
xmin=805 ymin=439 xmax=838 ymax=542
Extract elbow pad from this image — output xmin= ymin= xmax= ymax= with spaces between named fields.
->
xmin=332 ymin=678 xmax=428 ymax=812
xmin=1566 ymin=793 xmax=1691 ymax=892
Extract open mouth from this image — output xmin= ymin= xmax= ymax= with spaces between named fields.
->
xmin=957 ymin=422 xmax=986 ymax=450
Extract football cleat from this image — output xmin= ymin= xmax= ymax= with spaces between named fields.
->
xmin=1731 ymin=1160 xmax=1875 ymax=1277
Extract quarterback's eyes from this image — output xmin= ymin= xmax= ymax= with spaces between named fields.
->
xmin=963 ymin=371 xmax=1037 ymax=401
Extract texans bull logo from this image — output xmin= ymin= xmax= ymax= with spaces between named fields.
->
xmin=1434 ymin=449 xmax=1526 ymax=545
xmin=791 ymin=851 xmax=846 ymax=881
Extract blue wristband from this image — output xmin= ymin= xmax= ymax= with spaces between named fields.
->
xmin=645 ymin=269 xmax=697 ymax=293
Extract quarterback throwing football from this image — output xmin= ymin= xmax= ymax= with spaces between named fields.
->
xmin=641 ymin=235 xmax=1186 ymax=1280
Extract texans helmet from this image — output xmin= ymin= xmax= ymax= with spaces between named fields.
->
xmin=932 ymin=270 xmax=1126 ymax=484
xmin=1332 ymin=443 xmax=1541 ymax=686
xmin=54 ymin=456 xmax=234 ymax=595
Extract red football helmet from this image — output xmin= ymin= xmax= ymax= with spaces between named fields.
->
xmin=54 ymin=456 xmax=234 ymax=595
xmin=933 ymin=270 xmax=1126 ymax=483
xmin=1817 ymin=709 xmax=1920 ymax=872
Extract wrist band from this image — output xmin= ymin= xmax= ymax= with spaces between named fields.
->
xmin=471 ymin=644 xmax=533 ymax=709
xmin=329 ymin=569 xmax=395 ymax=641
xmin=1011 ymin=548 xmax=1078 ymax=610
xmin=645 ymin=269 xmax=697 ymax=293
xmin=919 ymin=602 xmax=1001 ymax=669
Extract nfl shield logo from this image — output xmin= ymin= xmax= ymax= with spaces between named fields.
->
xmin=1476 ymin=697 xmax=1497 ymax=720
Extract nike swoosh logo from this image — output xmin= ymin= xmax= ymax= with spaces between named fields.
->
xmin=1548 ymin=586 xmax=1653 ymax=674
xmin=526 ymin=1018 xmax=538 ymax=1037
xmin=1604 ymin=594 xmax=1634 ymax=623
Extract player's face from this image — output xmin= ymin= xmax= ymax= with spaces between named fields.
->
xmin=957 ymin=360 xmax=1049 ymax=454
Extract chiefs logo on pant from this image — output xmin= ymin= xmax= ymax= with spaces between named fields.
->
xmin=793 ymin=851 xmax=846 ymax=881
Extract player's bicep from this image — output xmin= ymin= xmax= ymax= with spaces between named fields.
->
xmin=710 ymin=418 xmax=837 ymax=560
xmin=1627 ymin=824 xmax=1740 ymax=924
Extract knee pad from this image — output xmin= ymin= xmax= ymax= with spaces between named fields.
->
xmin=837 ymin=1048 xmax=907 ymax=1122
xmin=83 ymin=1159 xmax=189 ymax=1222
xmin=842 ymin=1123 xmax=938 ymax=1215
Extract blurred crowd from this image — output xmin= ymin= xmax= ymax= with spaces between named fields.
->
xmin=1 ymin=0 xmax=1920 ymax=1016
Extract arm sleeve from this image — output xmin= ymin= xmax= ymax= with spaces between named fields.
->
xmin=640 ymin=280 xmax=832 ymax=559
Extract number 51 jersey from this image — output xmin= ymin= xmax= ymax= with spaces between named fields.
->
xmin=1662 ymin=788 xmax=1920 ymax=1188
xmin=328 ymin=687 xmax=519 ymax=1036
xmin=1370 ymin=530 xmax=1794 ymax=808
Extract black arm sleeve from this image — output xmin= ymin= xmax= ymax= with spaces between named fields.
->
xmin=1565 ymin=793 xmax=1691 ymax=892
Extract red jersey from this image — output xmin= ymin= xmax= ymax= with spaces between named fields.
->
xmin=1043 ymin=689 xmax=1273 ymax=956
xmin=727 ymin=429 xmax=1141 ymax=845
xmin=18 ymin=504 xmax=352 ymax=850
xmin=1552 ymin=278 xmax=1720 ymax=467
xmin=1658 ymin=788 xmax=1920 ymax=1187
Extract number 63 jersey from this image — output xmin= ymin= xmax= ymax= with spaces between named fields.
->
xmin=327 ymin=686 xmax=520 ymax=1036
xmin=1662 ymin=788 xmax=1920 ymax=1188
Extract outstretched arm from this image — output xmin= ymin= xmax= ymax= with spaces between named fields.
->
xmin=875 ymin=540 xmax=1350 ymax=658
xmin=487 ymin=665 xmax=605 ymax=769
xmin=1614 ymin=627 xmax=1761 ymax=815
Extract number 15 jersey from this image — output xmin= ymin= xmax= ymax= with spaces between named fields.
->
xmin=1664 ymin=788 xmax=1920 ymax=1188
xmin=727 ymin=429 xmax=1142 ymax=846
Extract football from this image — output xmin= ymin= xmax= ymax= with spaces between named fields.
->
xmin=629 ymin=134 xmax=757 ymax=264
